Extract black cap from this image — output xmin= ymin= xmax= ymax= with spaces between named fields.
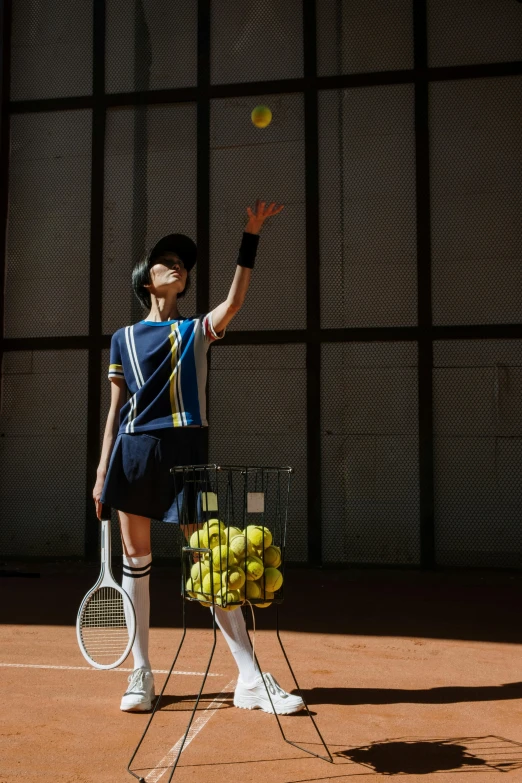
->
xmin=149 ymin=233 xmax=197 ymax=272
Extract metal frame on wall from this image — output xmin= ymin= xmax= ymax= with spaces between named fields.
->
xmin=0 ymin=0 xmax=521 ymax=566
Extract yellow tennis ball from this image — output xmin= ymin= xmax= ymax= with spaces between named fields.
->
xmin=262 ymin=545 xmax=282 ymax=568
xmin=223 ymin=526 xmax=243 ymax=542
xmin=229 ymin=534 xmax=253 ymax=562
xmin=215 ymin=588 xmax=242 ymax=611
xmin=202 ymin=571 xmax=221 ymax=598
xmin=191 ymin=561 xmax=209 ymax=582
xmin=245 ymin=525 xmax=272 ymax=550
xmin=262 ymin=567 xmax=283 ymax=592
xmin=189 ymin=528 xmax=209 ymax=549
xmin=251 ymin=104 xmax=272 ymax=128
xmin=205 ymin=518 xmax=225 ymax=530
xmin=185 ymin=577 xmax=200 ymax=599
xmin=240 ymin=579 xmax=261 ymax=600
xmin=212 ymin=545 xmax=237 ymax=570
xmin=207 ymin=526 xmax=226 ymax=549
xmin=256 ymin=591 xmax=274 ymax=608
xmin=244 ymin=554 xmax=264 ymax=581
xmin=221 ymin=566 xmax=245 ymax=592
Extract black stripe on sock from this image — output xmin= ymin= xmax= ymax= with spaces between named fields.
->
xmin=122 ymin=567 xmax=151 ymax=579
xmin=121 ymin=562 xmax=152 ymax=572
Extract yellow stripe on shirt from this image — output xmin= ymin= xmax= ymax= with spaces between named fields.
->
xmin=168 ymin=325 xmax=184 ymax=426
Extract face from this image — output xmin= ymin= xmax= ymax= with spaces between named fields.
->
xmin=144 ymin=251 xmax=188 ymax=294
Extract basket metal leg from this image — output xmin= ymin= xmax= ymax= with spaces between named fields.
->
xmin=247 ymin=604 xmax=333 ymax=764
xmin=126 ymin=598 xmax=219 ymax=783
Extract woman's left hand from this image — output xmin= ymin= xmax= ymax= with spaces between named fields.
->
xmin=245 ymin=199 xmax=284 ymax=234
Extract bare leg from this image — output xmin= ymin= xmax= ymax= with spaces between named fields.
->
xmin=118 ymin=510 xmax=152 ymax=671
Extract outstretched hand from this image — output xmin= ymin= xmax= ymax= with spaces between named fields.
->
xmin=245 ymin=199 xmax=284 ymax=234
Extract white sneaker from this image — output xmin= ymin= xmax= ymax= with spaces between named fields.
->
xmin=120 ymin=667 xmax=155 ymax=712
xmin=233 ymin=672 xmax=305 ymax=715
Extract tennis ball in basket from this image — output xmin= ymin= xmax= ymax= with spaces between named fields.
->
xmin=261 ymin=567 xmax=283 ymax=592
xmin=212 ymin=545 xmax=237 ymax=570
xmin=189 ymin=528 xmax=209 ymax=549
xmin=240 ymin=580 xmax=261 ymax=600
xmin=245 ymin=525 xmax=272 ymax=550
xmin=244 ymin=554 xmax=264 ymax=581
xmin=191 ymin=561 xmax=209 ymax=582
xmin=224 ymin=526 xmax=242 ymax=543
xmin=221 ymin=565 xmax=246 ymax=591
xmin=262 ymin=545 xmax=282 ymax=568
xmin=207 ymin=525 xmax=226 ymax=549
xmin=206 ymin=518 xmax=225 ymax=530
xmin=202 ymin=571 xmax=221 ymax=598
xmin=215 ymin=588 xmax=242 ymax=611
xmin=229 ymin=534 xmax=253 ymax=561
xmin=256 ymin=591 xmax=274 ymax=608
xmin=185 ymin=577 xmax=200 ymax=599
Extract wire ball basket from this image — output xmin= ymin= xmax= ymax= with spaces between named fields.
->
xmin=169 ymin=464 xmax=293 ymax=611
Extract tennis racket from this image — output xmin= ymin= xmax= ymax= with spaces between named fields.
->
xmin=76 ymin=503 xmax=136 ymax=669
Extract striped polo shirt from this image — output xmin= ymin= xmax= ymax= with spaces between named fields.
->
xmin=108 ymin=312 xmax=225 ymax=433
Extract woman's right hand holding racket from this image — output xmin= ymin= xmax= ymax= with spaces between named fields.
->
xmin=92 ymin=474 xmax=106 ymax=521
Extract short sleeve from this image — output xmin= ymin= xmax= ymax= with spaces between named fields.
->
xmin=108 ymin=331 xmax=124 ymax=380
xmin=202 ymin=311 xmax=226 ymax=343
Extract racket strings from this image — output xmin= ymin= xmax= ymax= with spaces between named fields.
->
xmin=80 ymin=587 xmax=130 ymax=661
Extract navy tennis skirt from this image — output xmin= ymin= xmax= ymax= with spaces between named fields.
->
xmin=100 ymin=427 xmax=207 ymax=524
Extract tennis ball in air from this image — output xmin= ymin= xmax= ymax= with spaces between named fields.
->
xmin=262 ymin=545 xmax=282 ymax=568
xmin=215 ymin=588 xmax=242 ymax=611
xmin=202 ymin=571 xmax=221 ymax=598
xmin=189 ymin=528 xmax=209 ymax=549
xmin=240 ymin=579 xmax=261 ymax=600
xmin=244 ymin=554 xmax=264 ymax=581
xmin=191 ymin=561 xmax=209 ymax=582
xmin=245 ymin=525 xmax=272 ymax=550
xmin=261 ymin=567 xmax=283 ymax=592
xmin=212 ymin=545 xmax=237 ymax=571
xmin=251 ymin=105 xmax=272 ymax=128
xmin=229 ymin=534 xmax=253 ymax=562
xmin=221 ymin=565 xmax=245 ymax=592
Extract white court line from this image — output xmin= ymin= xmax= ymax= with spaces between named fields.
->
xmin=145 ymin=677 xmax=236 ymax=783
xmin=0 ymin=663 xmax=222 ymax=676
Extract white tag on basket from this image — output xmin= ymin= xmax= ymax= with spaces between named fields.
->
xmin=201 ymin=491 xmax=218 ymax=512
xmin=247 ymin=492 xmax=265 ymax=513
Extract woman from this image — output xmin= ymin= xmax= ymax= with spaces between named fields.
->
xmin=92 ymin=199 xmax=304 ymax=715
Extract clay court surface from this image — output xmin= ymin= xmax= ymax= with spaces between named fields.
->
xmin=1 ymin=564 xmax=522 ymax=782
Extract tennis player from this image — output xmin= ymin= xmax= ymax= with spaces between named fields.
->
xmin=92 ymin=200 xmax=304 ymax=715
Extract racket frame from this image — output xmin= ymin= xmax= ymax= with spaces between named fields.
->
xmin=76 ymin=514 xmax=136 ymax=670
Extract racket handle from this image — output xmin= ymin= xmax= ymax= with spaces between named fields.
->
xmin=101 ymin=502 xmax=112 ymax=521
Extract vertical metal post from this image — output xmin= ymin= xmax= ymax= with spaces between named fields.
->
xmin=303 ymin=0 xmax=322 ymax=566
xmin=0 ymin=0 xmax=12 ymax=407
xmin=413 ymin=0 xmax=436 ymax=568
xmin=85 ymin=0 xmax=107 ymax=559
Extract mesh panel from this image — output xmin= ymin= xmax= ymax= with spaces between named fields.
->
xmin=0 ymin=350 xmax=88 ymax=557
xmin=210 ymin=0 xmax=303 ymax=85
xmin=433 ymin=340 xmax=522 ymax=568
xmin=427 ymin=0 xmax=522 ymax=67
xmin=319 ymin=85 xmax=417 ymax=328
xmin=98 ymin=350 xmax=182 ymax=559
xmin=322 ymin=342 xmax=420 ymax=565
xmin=10 ymin=0 xmax=92 ymax=100
xmin=210 ymin=94 xmax=306 ymax=331
xmin=5 ymin=112 xmax=92 ymax=338
xmin=209 ymin=344 xmax=307 ymax=562
xmin=430 ymin=76 xmax=522 ymax=326
xmin=106 ymin=0 xmax=197 ymax=94
xmin=317 ymin=0 xmax=413 ymax=76
xmin=103 ymin=105 xmax=198 ymax=334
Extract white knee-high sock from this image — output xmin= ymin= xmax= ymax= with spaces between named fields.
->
xmin=122 ymin=553 xmax=152 ymax=671
xmin=211 ymin=606 xmax=261 ymax=686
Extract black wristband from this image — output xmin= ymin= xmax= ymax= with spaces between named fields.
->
xmin=237 ymin=231 xmax=260 ymax=269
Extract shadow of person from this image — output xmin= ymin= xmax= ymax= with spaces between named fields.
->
xmin=338 ymin=740 xmax=487 ymax=774
xmin=298 ymin=681 xmax=522 ymax=706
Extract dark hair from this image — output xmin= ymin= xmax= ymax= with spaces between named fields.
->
xmin=132 ymin=248 xmax=192 ymax=314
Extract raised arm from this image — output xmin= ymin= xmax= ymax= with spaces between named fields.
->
xmin=210 ymin=200 xmax=284 ymax=334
